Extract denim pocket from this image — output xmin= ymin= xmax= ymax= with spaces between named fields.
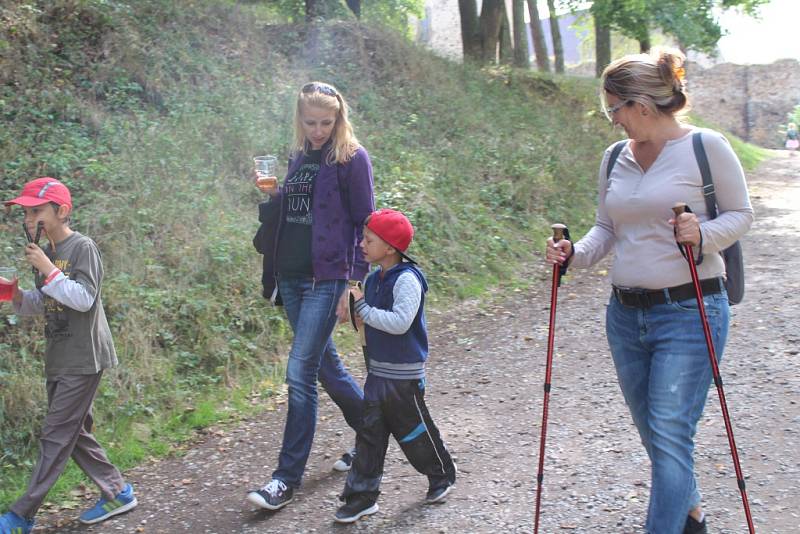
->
xmin=671 ymin=293 xmax=724 ymax=315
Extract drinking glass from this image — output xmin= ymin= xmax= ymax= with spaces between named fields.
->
xmin=0 ymin=267 xmax=18 ymax=302
xmin=254 ymin=155 xmax=279 ymax=193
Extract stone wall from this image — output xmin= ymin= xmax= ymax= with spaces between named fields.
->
xmin=689 ymin=59 xmax=800 ymax=147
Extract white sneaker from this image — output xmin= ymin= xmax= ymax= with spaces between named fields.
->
xmin=332 ymin=447 xmax=356 ymax=472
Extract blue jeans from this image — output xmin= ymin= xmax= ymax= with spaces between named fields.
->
xmin=272 ymin=277 xmax=364 ymax=487
xmin=606 ymin=286 xmax=729 ymax=534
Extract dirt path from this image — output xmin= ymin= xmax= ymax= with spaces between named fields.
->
xmin=37 ymin=152 xmax=799 ymax=533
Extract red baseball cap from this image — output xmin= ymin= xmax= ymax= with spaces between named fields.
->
xmin=366 ymin=208 xmax=416 ymax=264
xmin=5 ymin=177 xmax=72 ymax=209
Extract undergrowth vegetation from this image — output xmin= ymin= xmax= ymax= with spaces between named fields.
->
xmin=0 ymin=0 xmax=768 ymax=508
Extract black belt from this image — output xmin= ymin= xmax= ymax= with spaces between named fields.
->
xmin=613 ymin=278 xmax=723 ymax=309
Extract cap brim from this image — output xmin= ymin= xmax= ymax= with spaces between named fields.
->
xmin=398 ymin=250 xmax=417 ymax=265
xmin=4 ymin=196 xmax=51 ymax=207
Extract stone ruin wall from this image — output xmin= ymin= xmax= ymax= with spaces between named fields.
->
xmin=688 ymin=59 xmax=800 ymax=148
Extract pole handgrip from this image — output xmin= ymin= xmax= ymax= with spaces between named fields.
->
xmin=551 ymin=223 xmax=567 ymax=243
xmin=672 ymin=203 xmax=688 ymax=217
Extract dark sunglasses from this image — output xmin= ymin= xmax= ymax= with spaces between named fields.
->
xmin=301 ymin=82 xmax=338 ymax=97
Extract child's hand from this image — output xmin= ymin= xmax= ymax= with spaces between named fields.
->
xmin=12 ymin=282 xmax=23 ymax=306
xmin=349 ymin=286 xmax=363 ymax=301
xmin=24 ymin=243 xmax=56 ymax=276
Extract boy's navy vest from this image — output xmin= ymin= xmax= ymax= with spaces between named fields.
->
xmin=364 ymin=262 xmax=429 ymax=380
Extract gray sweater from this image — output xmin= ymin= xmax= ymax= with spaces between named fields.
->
xmin=571 ymin=128 xmax=754 ymax=289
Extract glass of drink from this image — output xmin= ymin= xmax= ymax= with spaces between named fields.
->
xmin=254 ymin=155 xmax=279 ymax=193
xmin=0 ymin=267 xmax=18 ymax=302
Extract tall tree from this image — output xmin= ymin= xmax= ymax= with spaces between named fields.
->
xmin=305 ymin=0 xmax=322 ymax=21
xmin=546 ymin=0 xmax=564 ymax=73
xmin=479 ymin=0 xmax=504 ymax=63
xmin=586 ymin=0 xmax=769 ymax=57
xmin=594 ymin=13 xmax=611 ymax=77
xmin=346 ymin=0 xmax=361 ymax=19
xmin=458 ymin=0 xmax=482 ymax=61
xmin=512 ymin=0 xmax=530 ymax=68
xmin=499 ymin=1 xmax=514 ymax=64
xmin=527 ymin=0 xmax=550 ymax=72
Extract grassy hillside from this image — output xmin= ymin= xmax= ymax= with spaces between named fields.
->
xmin=0 ymin=0 xmax=768 ymax=508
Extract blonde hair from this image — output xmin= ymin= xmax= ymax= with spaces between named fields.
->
xmin=601 ymin=47 xmax=690 ymax=120
xmin=292 ymin=81 xmax=360 ymax=165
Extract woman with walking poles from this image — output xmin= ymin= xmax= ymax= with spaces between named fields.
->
xmin=247 ymin=81 xmax=375 ymax=511
xmin=545 ymin=48 xmax=754 ymax=534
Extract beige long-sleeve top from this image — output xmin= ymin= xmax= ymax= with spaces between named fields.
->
xmin=571 ymin=127 xmax=754 ymax=290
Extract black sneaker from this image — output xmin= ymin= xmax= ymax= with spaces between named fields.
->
xmin=246 ymin=479 xmax=294 ymax=511
xmin=334 ymin=494 xmax=379 ymax=523
xmin=332 ymin=447 xmax=356 ymax=472
xmin=426 ymin=462 xmax=456 ymax=504
xmin=683 ymin=514 xmax=708 ymax=534
xmin=425 ymin=483 xmax=453 ymax=504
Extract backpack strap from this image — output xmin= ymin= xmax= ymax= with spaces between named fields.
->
xmin=606 ymin=140 xmax=627 ymax=180
xmin=692 ymin=132 xmax=718 ymax=219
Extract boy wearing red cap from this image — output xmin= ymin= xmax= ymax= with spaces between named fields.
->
xmin=0 ymin=178 xmax=136 ymax=534
xmin=334 ymin=208 xmax=456 ymax=523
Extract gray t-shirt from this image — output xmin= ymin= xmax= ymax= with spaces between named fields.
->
xmin=16 ymin=232 xmax=117 ymax=376
xmin=571 ymin=127 xmax=754 ymax=289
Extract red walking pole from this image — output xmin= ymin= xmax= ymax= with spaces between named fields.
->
xmin=534 ymin=223 xmax=567 ymax=534
xmin=672 ymin=203 xmax=755 ymax=534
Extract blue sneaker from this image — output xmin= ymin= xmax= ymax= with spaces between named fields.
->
xmin=78 ymin=483 xmax=138 ymax=525
xmin=0 ymin=511 xmax=34 ymax=534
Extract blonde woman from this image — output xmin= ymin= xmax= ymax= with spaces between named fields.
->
xmin=248 ymin=82 xmax=375 ymax=511
xmin=546 ymin=49 xmax=753 ymax=534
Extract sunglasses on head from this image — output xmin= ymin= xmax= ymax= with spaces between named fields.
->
xmin=302 ymin=82 xmax=338 ymax=97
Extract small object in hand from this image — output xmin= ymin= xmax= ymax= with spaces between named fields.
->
xmin=349 ymin=290 xmax=358 ymax=331
xmin=256 ymin=175 xmax=278 ymax=192
xmin=0 ymin=267 xmax=18 ymax=302
xmin=22 ymin=222 xmax=33 ymax=243
xmin=34 ymin=221 xmax=44 ymax=245
xmin=254 ymin=155 xmax=278 ymax=193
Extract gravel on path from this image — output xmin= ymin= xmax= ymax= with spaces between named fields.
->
xmin=35 ymin=152 xmax=800 ymax=533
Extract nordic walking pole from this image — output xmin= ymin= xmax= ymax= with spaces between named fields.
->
xmin=672 ymin=203 xmax=755 ymax=534
xmin=534 ymin=223 xmax=568 ymax=534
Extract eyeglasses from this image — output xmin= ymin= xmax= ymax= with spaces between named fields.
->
xmin=301 ymin=82 xmax=338 ymax=97
xmin=605 ymin=100 xmax=629 ymax=115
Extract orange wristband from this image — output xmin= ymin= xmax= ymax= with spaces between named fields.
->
xmin=43 ymin=268 xmax=61 ymax=286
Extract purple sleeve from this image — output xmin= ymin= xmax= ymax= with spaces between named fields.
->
xmin=346 ymin=147 xmax=375 ymax=281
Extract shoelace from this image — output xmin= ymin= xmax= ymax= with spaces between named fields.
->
xmin=263 ymin=479 xmax=287 ymax=496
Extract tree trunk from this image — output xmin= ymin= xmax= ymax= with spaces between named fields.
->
xmin=499 ymin=1 xmax=513 ymax=65
xmin=305 ymin=0 xmax=322 ymax=21
xmin=346 ymin=0 xmax=360 ymax=19
xmin=546 ymin=0 xmax=564 ymax=73
xmin=527 ymin=0 xmax=550 ymax=72
xmin=639 ymin=32 xmax=651 ymax=53
xmin=458 ymin=0 xmax=481 ymax=61
xmin=512 ymin=0 xmax=530 ymax=68
xmin=479 ymin=0 xmax=504 ymax=64
xmin=594 ymin=14 xmax=611 ymax=78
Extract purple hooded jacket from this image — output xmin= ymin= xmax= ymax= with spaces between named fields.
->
xmin=271 ymin=143 xmax=375 ymax=284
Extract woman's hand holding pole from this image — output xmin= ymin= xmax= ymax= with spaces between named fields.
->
xmin=534 ymin=223 xmax=568 ymax=533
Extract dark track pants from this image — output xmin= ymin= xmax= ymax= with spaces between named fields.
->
xmin=342 ymin=375 xmax=456 ymax=500
xmin=11 ymin=373 xmax=125 ymax=520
